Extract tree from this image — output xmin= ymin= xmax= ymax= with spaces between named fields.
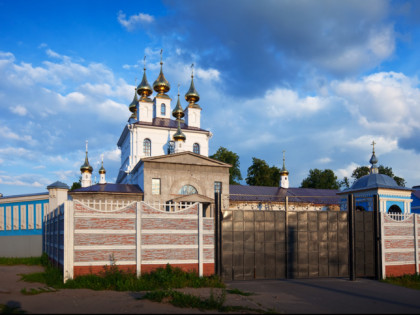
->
xmin=340 ymin=176 xmax=350 ymax=190
xmin=210 ymin=147 xmax=242 ymax=184
xmin=70 ymin=176 xmax=82 ymax=190
xmin=300 ymin=169 xmax=340 ymax=190
xmin=245 ymin=157 xmax=280 ymax=187
xmin=351 ymin=165 xmax=406 ymax=187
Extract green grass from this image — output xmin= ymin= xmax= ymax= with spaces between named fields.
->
xmin=142 ymin=289 xmax=266 ymax=313
xmin=20 ymin=262 xmax=225 ymax=292
xmin=0 ymin=303 xmax=26 ymax=314
xmin=226 ymin=288 xmax=254 ymax=296
xmin=0 ymin=256 xmax=42 ymax=266
xmin=381 ymin=274 xmax=420 ymax=290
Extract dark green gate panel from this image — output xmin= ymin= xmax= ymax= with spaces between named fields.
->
xmin=221 ymin=209 xmax=375 ymax=281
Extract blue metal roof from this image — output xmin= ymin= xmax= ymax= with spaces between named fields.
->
xmin=341 ymin=173 xmax=411 ymax=193
xmin=71 ymin=183 xmax=143 ymax=194
xmin=47 ymin=181 xmax=70 ymax=189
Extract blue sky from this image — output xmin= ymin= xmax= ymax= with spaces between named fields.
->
xmin=1 ymin=0 xmax=420 ymax=196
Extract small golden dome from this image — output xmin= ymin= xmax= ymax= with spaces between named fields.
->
xmin=172 ymin=93 xmax=185 ymax=119
xmin=98 ymin=160 xmax=106 ymax=174
xmin=173 ymin=121 xmax=186 ymax=141
xmin=137 ymin=68 xmax=153 ymax=98
xmin=129 ymin=88 xmax=138 ymax=112
xmin=185 ymin=74 xmax=200 ymax=105
xmin=80 ymin=152 xmax=93 ymax=173
xmin=153 ymin=62 xmax=170 ymax=94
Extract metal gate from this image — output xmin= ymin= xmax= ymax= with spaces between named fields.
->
xmin=218 ymin=209 xmax=376 ymax=281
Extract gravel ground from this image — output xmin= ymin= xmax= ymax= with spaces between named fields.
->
xmin=2 ymin=265 xmax=420 ymax=314
xmin=0 ymin=265 xmax=267 ymax=314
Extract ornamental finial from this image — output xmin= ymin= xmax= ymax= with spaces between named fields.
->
xmin=371 ymin=140 xmax=376 ymax=154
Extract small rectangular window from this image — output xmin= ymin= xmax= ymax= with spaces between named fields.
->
xmin=152 ymin=178 xmax=161 ymax=195
xmin=214 ymin=181 xmax=222 ymax=194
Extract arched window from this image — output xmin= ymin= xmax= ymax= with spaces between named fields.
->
xmin=389 ymin=205 xmax=402 ymax=214
xmin=389 ymin=205 xmax=402 ymax=221
xmin=179 ymin=185 xmax=198 ymax=195
xmin=167 ymin=141 xmax=175 ymax=154
xmin=193 ymin=143 xmax=200 ymax=154
xmin=161 ymin=103 xmax=166 ymax=115
xmin=143 ymin=138 xmax=151 ymax=156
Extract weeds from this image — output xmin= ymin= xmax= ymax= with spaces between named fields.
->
xmin=20 ymin=262 xmax=224 ymax=292
xmin=0 ymin=303 xmax=26 ymax=314
xmin=0 ymin=257 xmax=42 ymax=266
xmin=227 ymin=287 xmax=254 ymax=296
xmin=143 ymin=288 xmax=266 ymax=313
xmin=381 ymin=274 xmax=420 ymax=290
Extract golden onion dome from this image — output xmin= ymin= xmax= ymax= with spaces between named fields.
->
xmin=173 ymin=121 xmax=186 ymax=141
xmin=129 ymin=88 xmax=138 ymax=113
xmin=153 ymin=61 xmax=170 ymax=94
xmin=280 ymin=151 xmax=289 ymax=175
xmin=172 ymin=93 xmax=185 ymax=119
xmin=137 ymin=68 xmax=153 ymax=98
xmin=98 ymin=160 xmax=106 ymax=174
xmin=185 ymin=74 xmax=200 ymax=104
xmin=80 ymin=151 xmax=93 ymax=173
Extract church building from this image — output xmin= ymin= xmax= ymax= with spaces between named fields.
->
xmin=72 ymin=56 xmax=230 ymax=212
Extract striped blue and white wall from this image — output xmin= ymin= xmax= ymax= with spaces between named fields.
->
xmin=0 ymin=192 xmax=49 ymax=257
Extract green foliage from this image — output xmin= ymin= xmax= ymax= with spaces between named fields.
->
xmin=21 ymin=262 xmax=224 ymax=292
xmin=143 ymin=289 xmax=226 ymax=310
xmin=226 ymin=288 xmax=254 ymax=296
xmin=0 ymin=256 xmax=42 ymax=266
xmin=0 ymin=304 xmax=26 ymax=314
xmin=210 ymin=147 xmax=242 ymax=184
xmin=70 ymin=177 xmax=82 ymax=190
xmin=381 ymin=274 xmax=420 ymax=290
xmin=142 ymin=289 xmax=262 ymax=313
xmin=300 ymin=169 xmax=340 ymax=189
xmin=340 ymin=176 xmax=350 ymax=190
xmin=245 ymin=157 xmax=280 ymax=187
xmin=351 ymin=165 xmax=406 ymax=187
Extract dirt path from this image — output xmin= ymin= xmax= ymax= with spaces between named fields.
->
xmin=0 ymin=265 xmax=265 ymax=314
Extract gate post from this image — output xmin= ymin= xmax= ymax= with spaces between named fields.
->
xmin=348 ymin=194 xmax=356 ymax=281
xmin=214 ymin=192 xmax=222 ymax=277
xmin=373 ymin=194 xmax=382 ymax=280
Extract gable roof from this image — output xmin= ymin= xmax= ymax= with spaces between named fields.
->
xmin=141 ymin=151 xmax=232 ymax=168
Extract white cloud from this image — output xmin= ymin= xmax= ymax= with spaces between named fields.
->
xmin=317 ymin=157 xmax=332 ymax=164
xmin=10 ymin=105 xmax=27 ymax=116
xmin=196 ymin=68 xmax=220 ymax=82
xmin=332 ymin=72 xmax=420 ymax=137
xmin=335 ymin=162 xmax=360 ymax=179
xmin=347 ymin=135 xmax=398 ymax=156
xmin=117 ymin=11 xmax=154 ymax=31
xmin=0 ymin=126 xmax=33 ymax=142
xmin=104 ymin=147 xmax=121 ymax=162
xmin=244 ymin=88 xmax=329 ymax=119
